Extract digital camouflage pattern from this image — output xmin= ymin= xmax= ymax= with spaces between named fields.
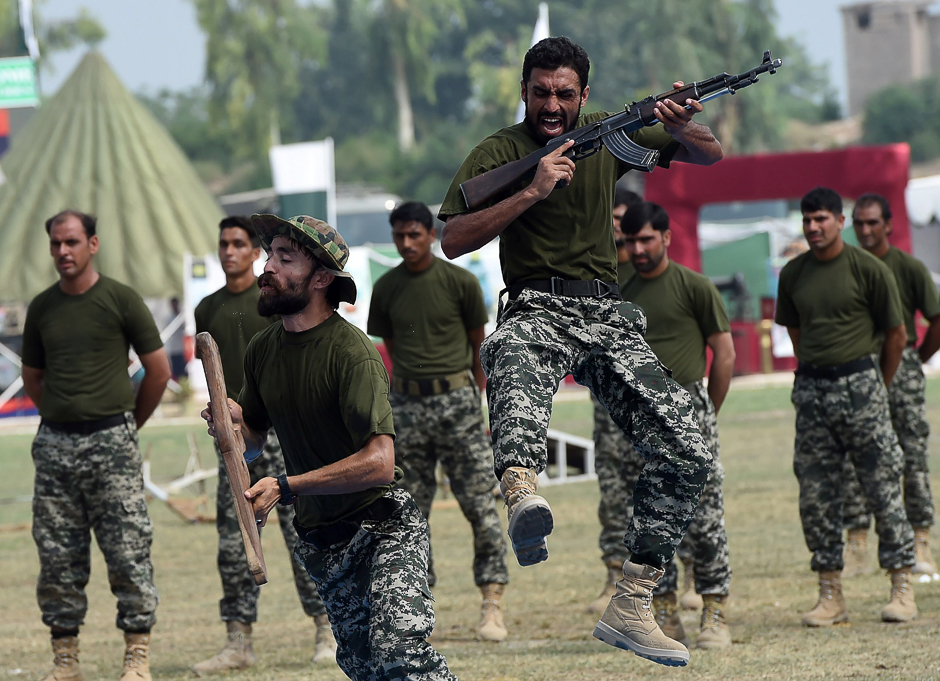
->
xmin=843 ymin=347 xmax=934 ymax=530
xmin=215 ymin=431 xmax=325 ymax=623
xmin=792 ymin=366 xmax=916 ymax=572
xmin=481 ymin=289 xmax=711 ymax=567
xmin=592 ymin=382 xmax=730 ymax=595
xmin=32 ymin=414 xmax=158 ymax=632
xmin=293 ymin=488 xmax=456 ymax=681
xmin=389 ymin=385 xmax=508 ymax=587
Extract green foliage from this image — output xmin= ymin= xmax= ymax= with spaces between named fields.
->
xmin=0 ymin=0 xmax=106 ymax=62
xmin=862 ymin=76 xmax=940 ymax=163
xmin=171 ymin=0 xmax=837 ymax=201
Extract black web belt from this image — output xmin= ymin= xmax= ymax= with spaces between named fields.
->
xmin=293 ymin=494 xmax=399 ymax=551
xmin=41 ymin=413 xmax=128 ymax=435
xmin=795 ymin=355 xmax=875 ymax=380
xmin=507 ymin=277 xmax=621 ymax=301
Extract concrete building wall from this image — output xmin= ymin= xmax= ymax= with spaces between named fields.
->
xmin=842 ymin=1 xmax=934 ymax=116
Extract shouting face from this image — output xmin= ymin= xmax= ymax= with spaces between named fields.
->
xmin=521 ymin=66 xmax=589 ymax=144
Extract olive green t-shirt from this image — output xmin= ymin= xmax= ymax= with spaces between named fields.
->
xmin=21 ymin=275 xmax=163 ymax=422
xmin=621 ymin=262 xmax=730 ymax=386
xmin=880 ymin=246 xmax=940 ymax=345
xmin=194 ymin=284 xmax=273 ymax=399
xmin=438 ymin=112 xmax=680 ymax=286
xmin=775 ymin=245 xmax=903 ymax=366
xmin=367 ymin=257 xmax=488 ymax=379
xmin=238 ymin=313 xmax=398 ymax=528
xmin=617 ymin=260 xmax=635 ymax=287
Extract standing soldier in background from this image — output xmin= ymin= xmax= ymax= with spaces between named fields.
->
xmin=21 ymin=210 xmax=171 ymax=681
xmin=617 ymin=202 xmax=735 ymax=649
xmin=842 ymin=194 xmax=940 ymax=577
xmin=775 ymin=187 xmax=917 ymax=626
xmin=191 ymin=216 xmax=334 ymax=675
xmin=368 ymin=201 xmax=510 ymax=642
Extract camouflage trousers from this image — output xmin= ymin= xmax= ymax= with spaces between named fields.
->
xmin=843 ymin=347 xmax=934 ymax=530
xmin=293 ymin=488 xmax=456 ymax=681
xmin=389 ymin=385 xmax=508 ymax=587
xmin=792 ymin=366 xmax=916 ymax=572
xmin=592 ymin=381 xmax=731 ymax=595
xmin=481 ymin=289 xmax=711 ymax=567
xmin=32 ymin=413 xmax=158 ymax=632
xmin=215 ymin=431 xmax=325 ymax=623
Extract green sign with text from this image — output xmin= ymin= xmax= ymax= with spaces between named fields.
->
xmin=0 ymin=57 xmax=38 ymax=108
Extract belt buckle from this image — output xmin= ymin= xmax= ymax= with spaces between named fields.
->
xmin=550 ymin=277 xmax=565 ymax=295
xmin=593 ymin=280 xmax=613 ymax=298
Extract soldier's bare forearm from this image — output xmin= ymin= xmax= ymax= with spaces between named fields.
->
xmin=289 ymin=434 xmax=395 ymax=496
xmin=671 ymin=122 xmax=723 ymax=166
xmin=880 ymin=325 xmax=907 ymax=386
xmin=441 ymin=187 xmax=542 ymax=259
xmin=919 ymin=316 xmax=940 ymax=363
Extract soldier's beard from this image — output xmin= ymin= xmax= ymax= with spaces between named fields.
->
xmin=257 ymin=272 xmax=314 ymax=317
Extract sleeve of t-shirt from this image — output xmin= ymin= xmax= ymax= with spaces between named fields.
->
xmin=366 ymin=281 xmax=393 ymax=339
xmin=867 ymin=261 xmax=904 ymax=331
xmin=237 ymin=344 xmax=272 ymax=435
xmin=438 ymin=146 xmax=504 ymax=219
xmin=459 ymin=271 xmax=489 ymax=329
xmin=774 ymin=265 xmax=800 ymax=328
xmin=339 ymin=357 xmax=396 ymax=451
xmin=123 ymin=290 xmax=164 ymax=355
xmin=692 ymin=277 xmax=731 ymax=338
xmin=912 ymin=258 xmax=940 ymax=320
xmin=20 ymin=297 xmax=45 ymax=369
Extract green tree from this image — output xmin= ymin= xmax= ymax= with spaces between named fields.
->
xmin=0 ymin=0 xmax=105 ymax=62
xmin=863 ymin=76 xmax=940 ymax=163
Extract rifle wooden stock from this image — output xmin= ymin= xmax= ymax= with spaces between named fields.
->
xmin=196 ymin=331 xmax=268 ymax=586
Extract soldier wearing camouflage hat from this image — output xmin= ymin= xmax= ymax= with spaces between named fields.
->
xmin=201 ymin=214 xmax=456 ymax=681
xmin=776 ymin=187 xmax=918 ymax=627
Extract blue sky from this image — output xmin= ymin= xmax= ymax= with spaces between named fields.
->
xmin=39 ymin=0 xmax=897 ymax=114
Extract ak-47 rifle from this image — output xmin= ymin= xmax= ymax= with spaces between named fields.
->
xmin=459 ymin=50 xmax=783 ymax=211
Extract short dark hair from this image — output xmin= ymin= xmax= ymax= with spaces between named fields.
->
xmin=522 ymin=37 xmax=590 ymax=92
xmin=801 ymin=187 xmax=843 ymax=216
xmin=615 ymin=188 xmax=643 ymax=209
xmin=45 ymin=210 xmax=96 ymax=238
xmin=854 ymin=193 xmax=892 ymax=221
xmin=620 ymin=201 xmax=669 ymax=235
xmin=389 ymin=201 xmax=433 ymax=231
xmin=220 ymin=215 xmax=260 ymax=248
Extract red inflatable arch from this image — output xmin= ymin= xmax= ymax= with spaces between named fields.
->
xmin=644 ymin=144 xmax=912 ymax=272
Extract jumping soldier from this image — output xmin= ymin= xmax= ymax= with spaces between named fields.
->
xmin=775 ymin=187 xmax=918 ymax=626
xmin=191 ymin=216 xmax=334 ymax=675
xmin=841 ymin=193 xmax=940 ymax=578
xmin=367 ymin=201 xmax=510 ymax=642
xmin=438 ymin=36 xmax=722 ymax=666
xmin=202 ymin=215 xmax=456 ymax=681
xmin=22 ymin=210 xmax=171 ymax=681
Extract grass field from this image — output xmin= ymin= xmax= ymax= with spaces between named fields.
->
xmin=2 ymin=380 xmax=940 ymax=680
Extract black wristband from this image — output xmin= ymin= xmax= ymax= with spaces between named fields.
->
xmin=276 ymin=474 xmax=296 ymax=506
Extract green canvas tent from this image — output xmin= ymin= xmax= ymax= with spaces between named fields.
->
xmin=0 ymin=52 xmax=223 ymax=301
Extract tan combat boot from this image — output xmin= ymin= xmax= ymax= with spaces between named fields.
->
xmin=696 ymin=595 xmax=732 ymax=649
xmin=842 ymin=528 xmax=872 ymax=578
xmin=651 ymin=591 xmax=689 ymax=648
xmin=913 ymin=528 xmax=938 ymax=575
xmin=41 ymin=635 xmax=82 ymax=681
xmin=882 ymin=567 xmax=918 ymax=622
xmin=120 ymin=632 xmax=151 ymax=681
xmin=679 ymin=555 xmax=703 ymax=611
xmin=478 ymin=583 xmax=509 ymax=642
xmin=801 ymin=570 xmax=848 ymax=627
xmin=191 ymin=622 xmax=255 ymax=676
xmin=313 ymin=614 xmax=337 ymax=664
xmin=587 ymin=562 xmax=622 ymax=614
xmin=593 ymin=560 xmax=690 ymax=667
xmin=500 ymin=467 xmax=553 ymax=566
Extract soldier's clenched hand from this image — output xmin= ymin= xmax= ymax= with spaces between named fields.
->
xmin=528 ymin=139 xmax=576 ymax=200
xmin=245 ymin=477 xmax=279 ymax=527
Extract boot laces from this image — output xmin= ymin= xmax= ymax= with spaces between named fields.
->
xmin=891 ymin=573 xmax=911 ymax=599
xmin=123 ymin=644 xmax=147 ymax=669
xmin=54 ymin=652 xmax=78 ymax=668
xmin=819 ymin=578 xmax=836 ymax=600
xmin=701 ymin=601 xmax=722 ymax=629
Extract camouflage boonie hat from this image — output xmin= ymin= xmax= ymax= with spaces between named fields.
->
xmin=250 ymin=214 xmax=357 ymax=304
